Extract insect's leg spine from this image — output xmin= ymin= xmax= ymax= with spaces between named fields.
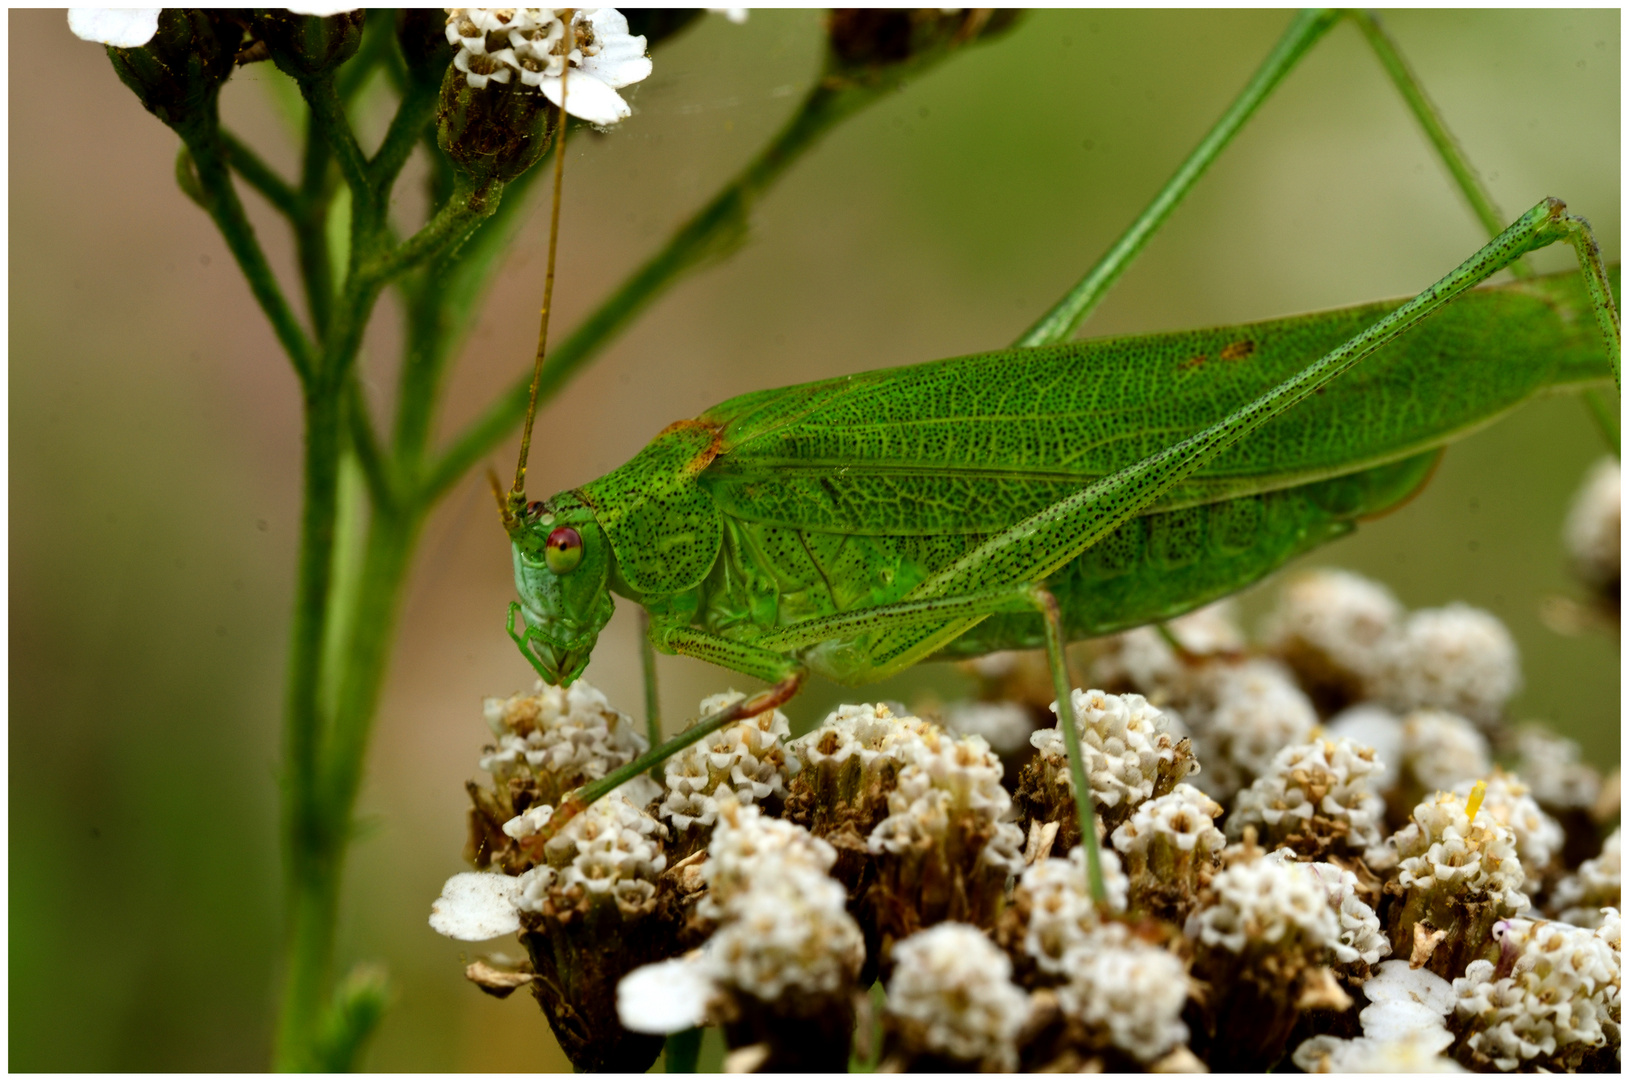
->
xmin=535 ymin=667 xmax=805 ymax=844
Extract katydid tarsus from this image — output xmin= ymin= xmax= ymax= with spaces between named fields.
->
xmin=497 ymin=10 xmax=1620 ymax=900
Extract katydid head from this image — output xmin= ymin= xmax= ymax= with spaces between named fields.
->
xmin=509 ymin=492 xmax=614 ymax=685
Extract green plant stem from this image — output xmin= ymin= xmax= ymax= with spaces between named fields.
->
xmin=295 ymin=117 xmax=337 ymax=338
xmin=221 ymin=129 xmax=302 ymax=216
xmin=186 ymin=124 xmax=318 ymax=383
xmin=1352 ymin=9 xmax=1528 ymax=276
xmin=276 ymin=386 xmax=345 ymax=1071
xmin=1017 ymin=8 xmax=1340 ymax=348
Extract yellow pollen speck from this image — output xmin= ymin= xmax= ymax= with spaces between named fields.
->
xmin=1465 ymin=779 xmax=1488 ymax=823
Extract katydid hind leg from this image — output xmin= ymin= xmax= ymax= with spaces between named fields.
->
xmin=925 ymin=199 xmax=1620 ymax=605
xmin=840 ymin=200 xmax=1618 ymax=677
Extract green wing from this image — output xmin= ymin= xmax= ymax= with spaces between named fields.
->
xmin=698 ymin=271 xmax=1609 ymax=536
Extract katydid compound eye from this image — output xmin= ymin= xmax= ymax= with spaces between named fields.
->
xmin=545 ymin=526 xmax=583 ymax=574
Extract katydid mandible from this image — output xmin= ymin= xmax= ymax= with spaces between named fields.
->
xmin=496 ymin=12 xmax=1621 ymax=892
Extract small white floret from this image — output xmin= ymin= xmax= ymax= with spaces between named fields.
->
xmin=429 ymin=871 xmax=523 ymax=941
xmin=1371 ymin=604 xmax=1521 ymax=725
xmin=1031 ymin=688 xmax=1193 ymax=815
xmin=1401 ymin=709 xmax=1492 ymax=793
xmin=1564 ymin=456 xmax=1620 ymax=591
xmin=886 ymin=923 xmax=1030 ymax=1069
xmin=617 ymin=956 xmax=720 ymax=1034
xmin=1058 ymin=936 xmax=1192 ymax=1062
xmin=68 ymin=8 xmax=161 ymax=47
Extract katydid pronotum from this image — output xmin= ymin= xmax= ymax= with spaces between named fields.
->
xmin=496 ymin=10 xmax=1620 ymax=899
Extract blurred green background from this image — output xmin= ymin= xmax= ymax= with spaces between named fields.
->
xmin=10 ymin=8 xmax=1618 ymax=1071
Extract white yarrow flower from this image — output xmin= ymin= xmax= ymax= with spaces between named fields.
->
xmin=447 ymin=8 xmax=652 ymax=126
xmin=68 ymin=8 xmax=161 ymax=47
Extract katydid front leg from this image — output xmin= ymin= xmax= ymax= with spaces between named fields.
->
xmin=670 ymin=582 xmax=1113 ymax=899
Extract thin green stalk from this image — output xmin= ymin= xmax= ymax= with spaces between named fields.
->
xmin=322 ymin=506 xmax=423 ymax=860
xmin=295 ymin=115 xmax=337 ymax=339
xmin=276 ymin=387 xmax=346 ymax=1071
xmin=187 ymin=127 xmax=318 ymax=383
xmin=221 ymin=129 xmax=302 ymax=216
xmin=1352 ymin=9 xmax=1528 ymax=275
xmin=366 ymin=75 xmax=440 ymax=197
xmin=364 ymin=172 xmax=501 ymax=288
xmin=301 ymin=75 xmax=372 ymax=219
xmin=1017 ymin=9 xmax=1340 ymax=348
xmin=345 ymin=381 xmax=395 ymax=512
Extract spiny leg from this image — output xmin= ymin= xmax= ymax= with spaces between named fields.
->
xmin=691 ymin=580 xmax=1115 ymax=899
xmin=1034 ymin=588 xmax=1110 ymax=905
xmin=833 ymin=199 xmax=1620 ymax=684
xmin=1017 ymin=9 xmax=1340 ymax=348
xmin=535 ymin=666 xmax=805 ymax=845
xmin=1021 ymin=10 xmax=1585 ymax=351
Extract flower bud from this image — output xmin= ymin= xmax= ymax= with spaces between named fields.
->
xmin=256 ymin=10 xmax=365 ymax=82
xmin=105 ymin=9 xmax=244 ymax=136
xmin=436 ymin=62 xmax=559 ymax=185
xmin=826 ymin=8 xmax=1021 ymax=82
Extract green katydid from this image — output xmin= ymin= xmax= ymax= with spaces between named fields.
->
xmin=494 ymin=10 xmax=1620 ymax=896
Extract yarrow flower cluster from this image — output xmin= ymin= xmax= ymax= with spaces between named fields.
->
xmin=434 ymin=566 xmax=1619 ymax=1071
xmin=1110 ymin=782 xmax=1225 ymax=922
xmin=1190 ymin=850 xmax=1341 ymax=956
xmin=1550 ymin=830 xmax=1622 ymax=928
xmin=658 ymin=690 xmax=794 ymax=840
xmin=1563 ymin=456 xmax=1621 ymax=593
xmin=697 ymin=800 xmax=836 ymax=921
xmin=1027 ymin=688 xmax=1196 ymax=832
xmin=1451 ymin=772 xmax=1565 ymax=879
xmin=1372 ymin=604 xmax=1522 ymax=726
xmin=1056 ymin=935 xmax=1192 ymax=1064
xmin=1013 ymin=847 xmax=1129 ymax=976
xmin=1452 ymin=913 xmax=1621 ymax=1070
xmin=509 ymin=791 xmax=668 ymax=914
xmin=481 ymin=678 xmax=648 ymax=795
xmin=1190 ymin=658 xmax=1318 ymax=802
xmin=445 ymin=8 xmax=651 ymax=124
xmin=1263 ymin=568 xmax=1404 ymax=700
xmin=1228 ymin=737 xmax=1388 ymax=856
xmin=885 ymin=923 xmax=1031 ymax=1069
xmin=868 ymin=729 xmax=1024 ymax=874
xmin=1273 ymin=854 xmax=1392 ymax=968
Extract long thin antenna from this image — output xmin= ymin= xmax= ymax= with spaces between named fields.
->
xmin=506 ymin=13 xmax=572 ymax=531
